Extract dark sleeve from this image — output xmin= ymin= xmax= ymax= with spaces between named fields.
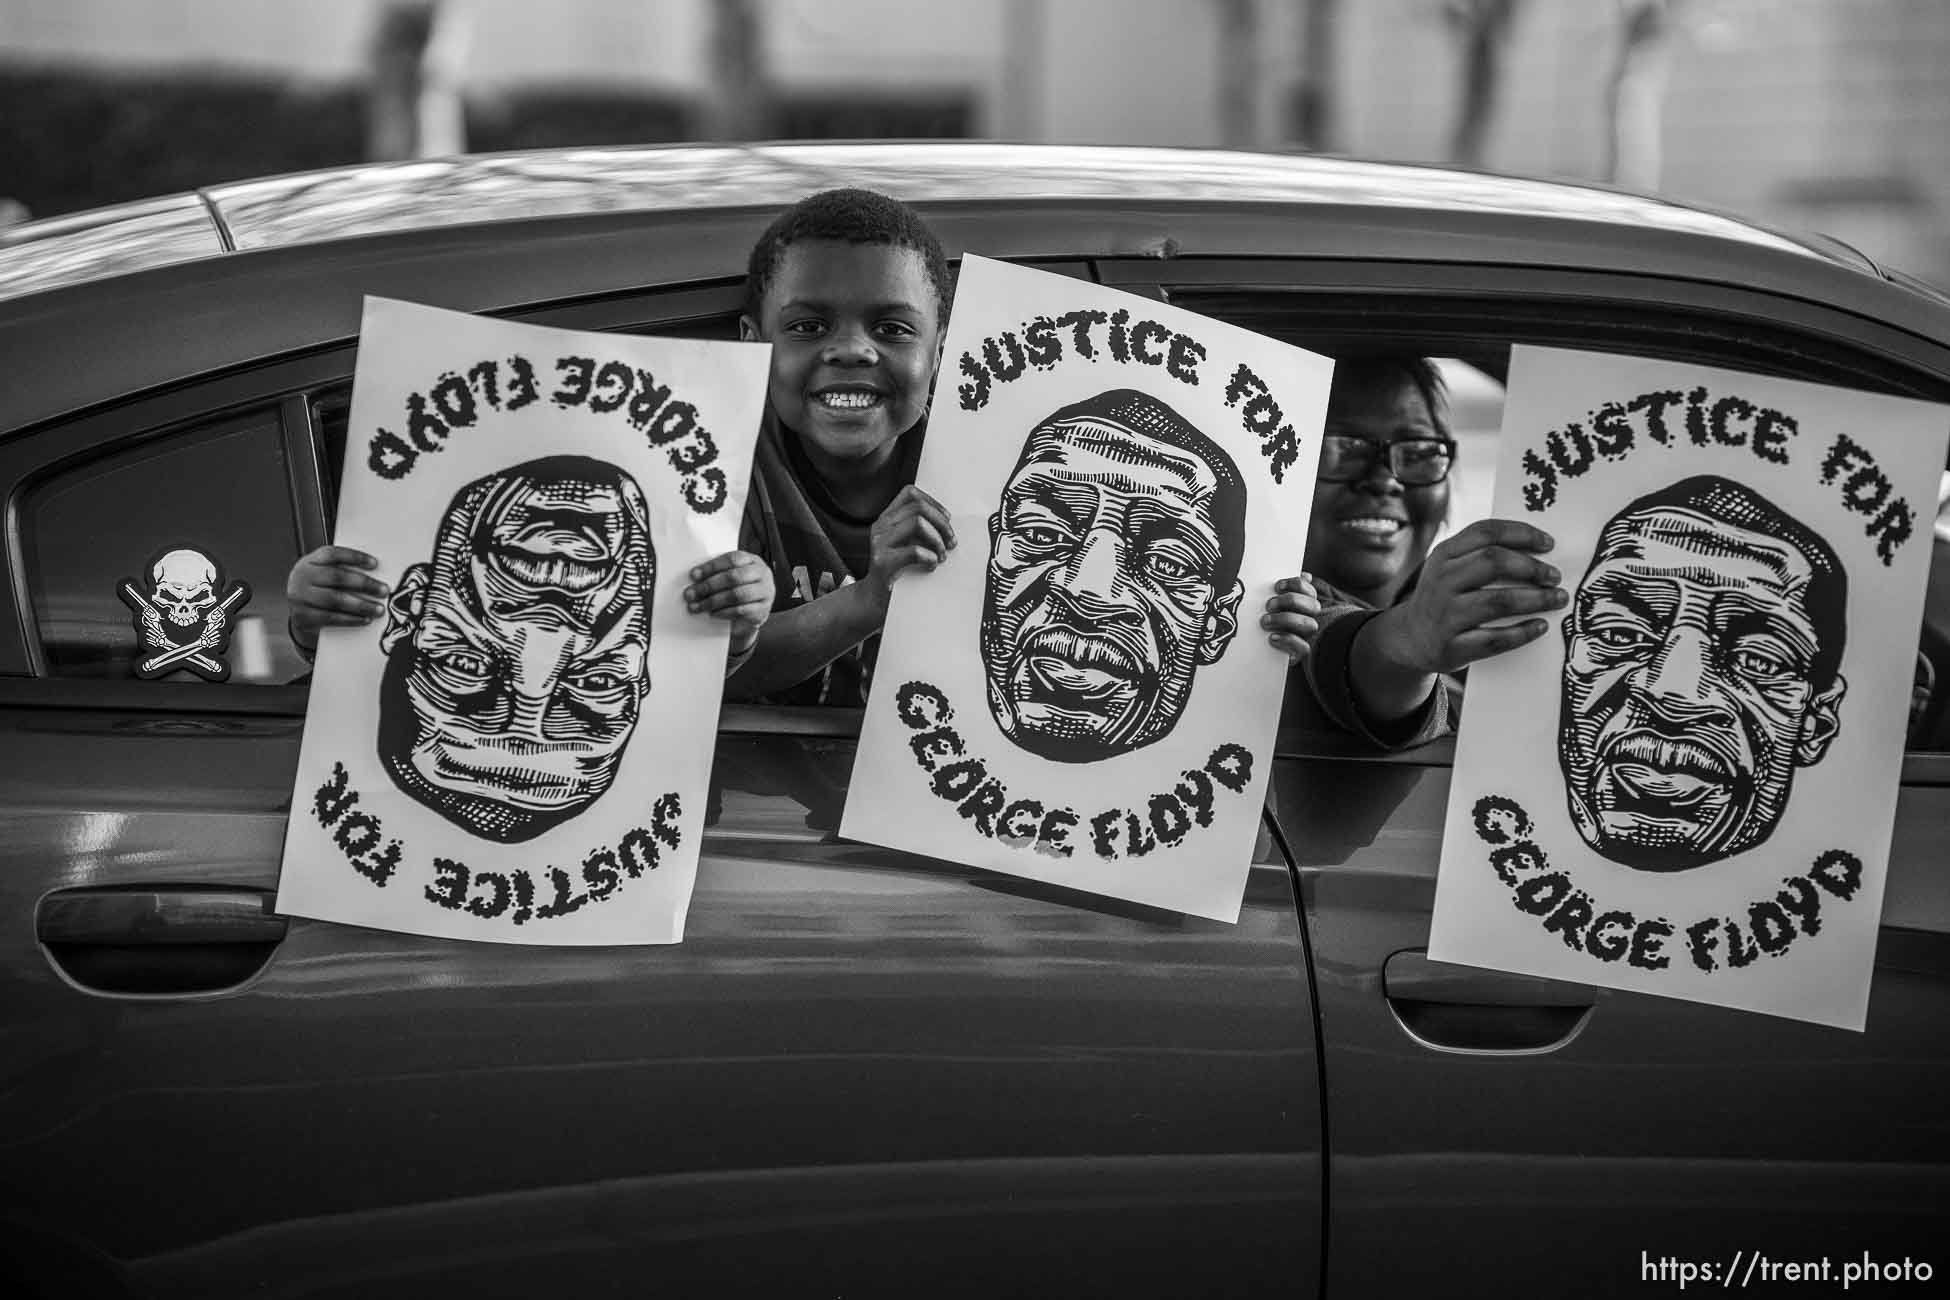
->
xmin=739 ymin=464 xmax=797 ymax=615
xmin=1297 ymin=604 xmax=1455 ymax=751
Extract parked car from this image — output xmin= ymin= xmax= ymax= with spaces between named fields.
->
xmin=1 ymin=142 xmax=1945 ymax=1299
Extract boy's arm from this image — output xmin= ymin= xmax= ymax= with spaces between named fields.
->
xmin=727 ymin=484 xmax=954 ymax=702
xmin=726 ymin=580 xmax=889 ymax=698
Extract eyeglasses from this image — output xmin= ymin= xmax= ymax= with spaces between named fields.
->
xmin=1316 ymin=434 xmax=1456 ymax=486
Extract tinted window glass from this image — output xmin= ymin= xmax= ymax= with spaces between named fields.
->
xmin=21 ymin=408 xmax=308 ymax=684
xmin=1173 ymin=284 xmax=1950 ymax=754
xmin=1909 ymin=497 xmax=1950 ymax=749
xmin=313 ymin=389 xmax=350 ymax=522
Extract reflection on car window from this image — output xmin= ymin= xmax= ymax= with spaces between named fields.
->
xmin=1908 ymin=477 xmax=1950 ymax=750
xmin=314 ymin=388 xmax=350 ymax=521
xmin=21 ymin=408 xmax=308 ymax=684
xmin=1431 ymin=358 xmax=1504 ymax=548
xmin=1175 ymin=285 xmax=1950 ymax=756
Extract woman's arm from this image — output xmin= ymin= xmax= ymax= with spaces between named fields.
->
xmin=1347 ymin=518 xmax=1566 ymax=723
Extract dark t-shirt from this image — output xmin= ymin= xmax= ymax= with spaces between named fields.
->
xmin=738 ymin=411 xmax=924 ymax=706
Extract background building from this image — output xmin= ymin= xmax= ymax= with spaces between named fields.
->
xmin=4 ymin=0 xmax=1947 ymax=285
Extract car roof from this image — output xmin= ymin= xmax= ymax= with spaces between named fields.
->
xmin=2 ymin=141 xmax=1945 ymax=436
xmin=0 ymin=141 xmax=1868 ymax=296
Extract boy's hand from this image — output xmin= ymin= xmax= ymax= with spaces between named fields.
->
xmin=865 ymin=485 xmax=955 ymax=610
xmin=287 ymin=545 xmax=387 ymax=651
xmin=686 ymin=550 xmax=774 ymax=655
xmin=1262 ymin=574 xmax=1322 ymax=663
xmin=1376 ymin=519 xmax=1566 ymax=675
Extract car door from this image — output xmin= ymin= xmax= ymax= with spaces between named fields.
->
xmin=1108 ymin=257 xmax=1950 ymax=1297
xmin=0 ymin=276 xmax=1326 ymax=1299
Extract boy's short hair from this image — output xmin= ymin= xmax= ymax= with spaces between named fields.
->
xmin=743 ymin=188 xmax=952 ymax=321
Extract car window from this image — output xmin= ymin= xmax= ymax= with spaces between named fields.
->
xmin=19 ymin=406 xmax=309 ymax=685
xmin=1430 ymin=357 xmax=1504 ymax=546
xmin=1164 ymin=280 xmax=1950 ymax=756
xmin=312 ymin=390 xmax=351 ymax=523
xmin=1909 ymin=486 xmax=1950 ymax=750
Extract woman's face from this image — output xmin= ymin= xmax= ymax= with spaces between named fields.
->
xmin=1304 ymin=370 xmax=1450 ymax=607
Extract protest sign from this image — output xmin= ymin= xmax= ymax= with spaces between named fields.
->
xmin=276 ymin=297 xmax=767 ymax=945
xmin=842 ymin=256 xmax=1331 ymax=921
xmin=1431 ymin=346 xmax=1949 ymax=1028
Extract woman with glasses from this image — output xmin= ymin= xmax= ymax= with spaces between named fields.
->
xmin=1262 ymin=355 xmax=1567 ymax=747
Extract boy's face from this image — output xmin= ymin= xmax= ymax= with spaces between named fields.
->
xmin=741 ymin=239 xmax=942 ymax=470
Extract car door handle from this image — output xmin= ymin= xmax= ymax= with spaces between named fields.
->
xmin=37 ymin=887 xmax=286 ymax=995
xmin=38 ymin=887 xmax=288 ymax=944
xmin=1383 ymin=950 xmax=1596 ymax=1054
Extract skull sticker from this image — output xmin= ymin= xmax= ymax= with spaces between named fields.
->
xmin=153 ymin=548 xmax=217 ymax=625
xmin=118 ymin=545 xmax=252 ymax=681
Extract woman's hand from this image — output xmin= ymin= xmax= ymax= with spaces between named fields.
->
xmin=1372 ymin=519 xmax=1566 ymax=677
xmin=1262 ymin=573 xmax=1323 ymax=663
xmin=286 ymin=546 xmax=387 ymax=651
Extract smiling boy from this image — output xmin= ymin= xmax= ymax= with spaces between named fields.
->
xmin=703 ymin=188 xmax=957 ymax=705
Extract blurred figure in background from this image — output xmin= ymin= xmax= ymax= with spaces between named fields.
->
xmin=367 ymin=0 xmax=468 ymax=161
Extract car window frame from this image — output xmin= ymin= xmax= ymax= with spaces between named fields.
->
xmin=20 ymin=250 xmax=1944 ymax=774
xmin=0 ymin=281 xmax=761 ymax=716
xmin=1089 ymin=256 xmax=1950 ymax=786
xmin=0 ymin=266 xmax=1100 ymax=731
xmin=0 ymin=365 xmax=335 ymax=709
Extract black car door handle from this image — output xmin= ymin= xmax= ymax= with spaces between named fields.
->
xmin=38 ymin=887 xmax=287 ymax=944
xmin=37 ymin=887 xmax=286 ymax=994
xmin=1383 ymin=950 xmax=1596 ymax=1053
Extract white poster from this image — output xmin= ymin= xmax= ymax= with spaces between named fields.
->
xmin=842 ymin=256 xmax=1331 ymax=921
xmin=276 ymin=298 xmax=767 ymax=945
xmin=1431 ymin=346 xmax=1949 ymax=1028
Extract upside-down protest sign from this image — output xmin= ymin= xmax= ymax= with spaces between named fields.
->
xmin=842 ymin=256 xmax=1331 ymax=921
xmin=1431 ymin=347 xmax=1949 ymax=1028
xmin=277 ymin=298 xmax=767 ymax=945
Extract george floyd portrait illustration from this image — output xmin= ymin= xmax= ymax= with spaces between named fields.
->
xmin=276 ymin=298 xmax=768 ymax=946
xmin=376 ymin=456 xmax=657 ymax=844
xmin=1431 ymin=347 xmax=1949 ymax=1030
xmin=980 ymin=388 xmax=1248 ymax=765
xmin=1558 ymin=475 xmax=1849 ymax=873
xmin=844 ymin=257 xmax=1331 ymax=923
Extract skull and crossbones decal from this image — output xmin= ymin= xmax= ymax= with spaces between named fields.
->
xmin=118 ymin=546 xmax=252 ymax=681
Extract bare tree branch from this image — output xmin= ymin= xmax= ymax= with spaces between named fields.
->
xmin=1215 ymin=0 xmax=1262 ymax=148
xmin=1291 ymin=0 xmax=1342 ymax=151
xmin=700 ymin=0 xmax=770 ymax=142
xmin=1442 ymin=0 xmax=1521 ymax=168
xmin=367 ymin=1 xmax=469 ymax=162
xmin=1602 ymin=0 xmax=1688 ymax=188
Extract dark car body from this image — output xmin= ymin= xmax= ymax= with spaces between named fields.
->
xmin=1 ymin=142 xmax=1945 ymax=1298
